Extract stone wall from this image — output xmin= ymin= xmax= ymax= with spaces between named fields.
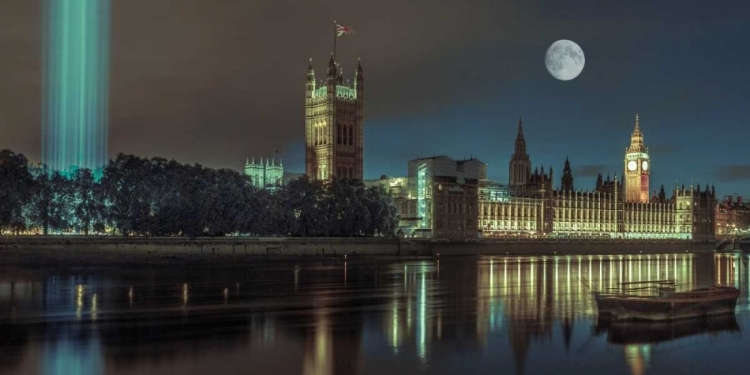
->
xmin=0 ymin=237 xmax=716 ymax=261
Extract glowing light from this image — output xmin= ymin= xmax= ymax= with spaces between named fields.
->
xmin=43 ymin=0 xmax=111 ymax=178
xmin=91 ymin=293 xmax=97 ymax=321
xmin=417 ymin=164 xmax=428 ymax=228
xmin=75 ymin=284 xmax=84 ymax=320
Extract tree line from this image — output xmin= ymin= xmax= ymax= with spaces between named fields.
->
xmin=0 ymin=150 xmax=399 ymax=237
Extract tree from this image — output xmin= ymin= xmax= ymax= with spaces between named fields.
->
xmin=0 ymin=150 xmax=34 ymax=234
xmin=100 ymin=154 xmax=153 ymax=236
xmin=27 ymin=166 xmax=74 ymax=235
xmin=72 ymin=168 xmax=105 ymax=235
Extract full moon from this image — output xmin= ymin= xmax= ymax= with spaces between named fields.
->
xmin=545 ymin=40 xmax=585 ymax=81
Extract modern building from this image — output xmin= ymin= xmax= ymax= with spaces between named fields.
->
xmin=244 ymin=157 xmax=283 ymax=190
xmin=391 ymin=115 xmax=716 ymax=242
xmin=389 ymin=156 xmax=485 ymax=240
xmin=305 ymin=55 xmax=364 ymax=181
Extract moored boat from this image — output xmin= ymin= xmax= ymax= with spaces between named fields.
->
xmin=594 ymin=280 xmax=740 ymax=321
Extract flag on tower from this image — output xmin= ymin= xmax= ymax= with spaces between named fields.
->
xmin=336 ymin=24 xmax=353 ymax=37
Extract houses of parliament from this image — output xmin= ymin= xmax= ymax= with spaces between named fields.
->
xmin=387 ymin=114 xmax=717 ymax=242
xmin=476 ymin=114 xmax=716 ymax=241
xmin=295 ymin=56 xmax=716 ymax=241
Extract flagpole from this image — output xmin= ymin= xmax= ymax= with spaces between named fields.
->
xmin=333 ymin=20 xmax=337 ymax=62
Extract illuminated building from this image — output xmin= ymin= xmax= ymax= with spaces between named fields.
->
xmin=624 ymin=114 xmax=650 ymax=203
xmin=244 ymin=156 xmax=283 ymax=190
xmin=392 ymin=156 xmax=485 ymax=240
xmin=305 ymin=55 xmax=364 ymax=181
xmin=397 ymin=115 xmax=716 ymax=240
xmin=508 ymin=118 xmax=531 ymax=187
xmin=715 ymin=195 xmax=750 ymax=239
xmin=42 ymin=0 xmax=111 ymax=178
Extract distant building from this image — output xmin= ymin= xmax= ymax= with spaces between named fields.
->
xmin=244 ymin=157 xmax=283 ymax=190
xmin=384 ymin=156 xmax=485 ymax=240
xmin=387 ymin=115 xmax=717 ymax=242
xmin=305 ymin=55 xmax=364 ymax=181
xmin=715 ymin=195 xmax=750 ymax=239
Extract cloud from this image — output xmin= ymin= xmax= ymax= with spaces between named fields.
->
xmin=575 ymin=164 xmax=608 ymax=178
xmin=715 ymin=165 xmax=750 ymax=182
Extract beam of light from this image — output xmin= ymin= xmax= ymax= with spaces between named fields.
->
xmin=43 ymin=0 xmax=110 ymax=178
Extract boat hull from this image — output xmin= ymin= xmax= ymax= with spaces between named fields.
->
xmin=595 ymin=287 xmax=740 ymax=321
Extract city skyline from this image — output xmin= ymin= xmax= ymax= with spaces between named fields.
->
xmin=1 ymin=1 xmax=749 ymax=197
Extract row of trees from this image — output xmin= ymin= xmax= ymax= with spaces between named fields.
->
xmin=0 ymin=150 xmax=399 ymax=237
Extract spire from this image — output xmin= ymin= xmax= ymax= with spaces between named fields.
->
xmin=633 ymin=113 xmax=641 ymax=135
xmin=246 ymin=157 xmax=249 ymax=165
xmin=628 ymin=113 xmax=645 ymax=152
xmin=327 ymin=53 xmax=337 ymax=77
xmin=517 ymin=117 xmax=524 ymax=138
xmin=357 ymin=57 xmax=363 ymax=72
xmin=307 ymin=57 xmax=313 ymax=71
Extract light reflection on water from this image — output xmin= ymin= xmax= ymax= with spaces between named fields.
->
xmin=0 ymin=253 xmax=748 ymax=375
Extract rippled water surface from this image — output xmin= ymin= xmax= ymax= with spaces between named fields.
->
xmin=1 ymin=253 xmax=749 ymax=374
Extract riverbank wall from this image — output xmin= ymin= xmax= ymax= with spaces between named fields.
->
xmin=0 ymin=236 xmax=716 ymax=265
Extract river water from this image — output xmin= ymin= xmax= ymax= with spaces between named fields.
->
xmin=0 ymin=253 xmax=748 ymax=375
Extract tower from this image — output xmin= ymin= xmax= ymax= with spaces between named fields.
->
xmin=305 ymin=55 xmax=364 ymax=181
xmin=624 ymin=114 xmax=650 ymax=203
xmin=561 ymin=157 xmax=574 ymax=191
xmin=509 ymin=118 xmax=531 ymax=187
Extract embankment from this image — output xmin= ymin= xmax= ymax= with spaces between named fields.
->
xmin=0 ymin=236 xmax=718 ymax=266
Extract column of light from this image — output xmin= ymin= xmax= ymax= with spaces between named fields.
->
xmin=43 ymin=0 xmax=110 ymax=178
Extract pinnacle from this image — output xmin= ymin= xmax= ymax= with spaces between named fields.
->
xmin=633 ymin=113 xmax=642 ymax=135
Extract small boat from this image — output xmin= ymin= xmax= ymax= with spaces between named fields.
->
xmin=594 ymin=280 xmax=740 ymax=321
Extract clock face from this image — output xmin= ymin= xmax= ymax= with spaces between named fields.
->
xmin=627 ymin=160 xmax=637 ymax=171
xmin=642 ymin=161 xmax=649 ymax=171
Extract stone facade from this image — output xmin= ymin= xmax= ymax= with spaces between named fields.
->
xmin=388 ymin=156 xmax=485 ymax=240
xmin=305 ymin=56 xmax=364 ymax=181
xmin=244 ymin=157 xmax=283 ymax=190
xmin=715 ymin=195 xmax=750 ymax=239
xmin=390 ymin=115 xmax=716 ymax=242
xmin=624 ymin=114 xmax=651 ymax=203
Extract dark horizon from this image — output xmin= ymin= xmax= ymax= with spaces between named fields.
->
xmin=1 ymin=0 xmax=749 ymax=196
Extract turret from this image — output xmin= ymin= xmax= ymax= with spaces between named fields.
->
xmin=659 ymin=184 xmax=666 ymax=202
xmin=327 ymin=53 xmax=337 ymax=84
xmin=355 ymin=58 xmax=363 ymax=94
xmin=514 ymin=118 xmax=526 ymax=155
xmin=306 ymin=58 xmax=316 ymax=99
xmin=561 ymin=157 xmax=574 ymax=191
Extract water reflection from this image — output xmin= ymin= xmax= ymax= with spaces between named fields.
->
xmin=0 ymin=253 xmax=748 ymax=375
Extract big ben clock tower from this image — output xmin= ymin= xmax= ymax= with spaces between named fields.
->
xmin=624 ymin=114 xmax=650 ymax=203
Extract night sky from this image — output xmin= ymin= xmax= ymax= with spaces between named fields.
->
xmin=1 ymin=1 xmax=749 ymax=197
